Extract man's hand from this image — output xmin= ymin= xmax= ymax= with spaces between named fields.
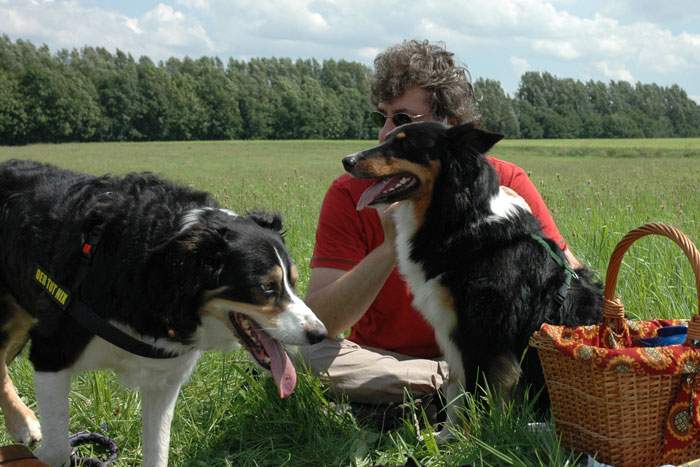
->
xmin=377 ymin=202 xmax=399 ymax=250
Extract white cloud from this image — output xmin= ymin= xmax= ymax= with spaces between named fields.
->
xmin=139 ymin=3 xmax=213 ymax=50
xmin=125 ymin=18 xmax=142 ymax=35
xmin=532 ymin=40 xmax=579 ymax=60
xmin=357 ymin=47 xmax=379 ymax=60
xmin=402 ymin=0 xmax=700 ymax=74
xmin=0 ymin=0 xmax=214 ymax=60
xmin=600 ymin=0 xmax=700 ymax=27
xmin=595 ymin=61 xmax=634 ymax=82
xmin=510 ymin=56 xmax=530 ymax=76
xmin=1 ymin=0 xmax=699 ymax=98
xmin=176 ymin=0 xmax=210 ymax=10
xmin=690 ymin=95 xmax=700 ymax=105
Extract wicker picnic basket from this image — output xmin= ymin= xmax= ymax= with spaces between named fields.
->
xmin=530 ymin=223 xmax=700 ymax=467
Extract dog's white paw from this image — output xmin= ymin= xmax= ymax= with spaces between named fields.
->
xmin=6 ymin=409 xmax=42 ymax=445
xmin=34 ymin=444 xmax=71 ymax=467
xmin=434 ymin=426 xmax=455 ymax=444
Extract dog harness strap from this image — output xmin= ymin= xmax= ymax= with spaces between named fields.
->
xmin=66 ymin=225 xmax=178 ymax=360
xmin=529 ymin=234 xmax=579 ymax=279
xmin=70 ymin=300 xmax=176 ymax=359
xmin=530 ymin=234 xmax=578 ymax=315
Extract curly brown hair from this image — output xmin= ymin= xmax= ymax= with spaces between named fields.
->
xmin=371 ymin=39 xmax=480 ymax=125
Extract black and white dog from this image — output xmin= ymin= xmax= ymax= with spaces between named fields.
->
xmin=343 ymin=122 xmax=601 ymax=438
xmin=0 ymin=159 xmax=326 ymax=466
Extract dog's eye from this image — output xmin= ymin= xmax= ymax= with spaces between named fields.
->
xmin=260 ymin=283 xmax=277 ymax=297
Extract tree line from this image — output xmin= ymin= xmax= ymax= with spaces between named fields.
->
xmin=477 ymin=74 xmax=700 ymax=139
xmin=1 ymin=36 xmax=699 ymax=144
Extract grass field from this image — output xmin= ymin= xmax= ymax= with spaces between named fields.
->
xmin=0 ymin=138 xmax=699 ymax=466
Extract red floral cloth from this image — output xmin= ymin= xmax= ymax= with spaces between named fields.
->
xmin=538 ymin=320 xmax=700 ymax=375
xmin=663 ymin=375 xmax=700 ymax=463
xmin=538 ymin=319 xmax=700 ymax=459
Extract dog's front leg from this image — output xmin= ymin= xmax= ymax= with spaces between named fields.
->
xmin=34 ymin=370 xmax=72 ymax=467
xmin=0 ymin=359 xmax=42 ymax=444
xmin=435 ymin=379 xmax=463 ymax=444
xmin=140 ymin=382 xmax=182 ymax=467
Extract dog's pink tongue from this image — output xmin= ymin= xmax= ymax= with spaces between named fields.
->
xmin=357 ymin=178 xmax=393 ymax=210
xmin=253 ymin=323 xmax=297 ymax=398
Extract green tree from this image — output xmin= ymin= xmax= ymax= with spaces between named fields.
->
xmin=0 ymin=70 xmax=28 ymax=144
xmin=474 ymin=78 xmax=519 ymax=138
xmin=132 ymin=57 xmax=171 ymax=140
xmin=20 ymin=62 xmax=101 ymax=142
xmin=164 ymin=62 xmax=208 ymax=140
xmin=186 ymin=57 xmax=242 ymax=139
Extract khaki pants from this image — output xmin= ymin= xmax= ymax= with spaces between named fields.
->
xmin=297 ymin=338 xmax=450 ymax=404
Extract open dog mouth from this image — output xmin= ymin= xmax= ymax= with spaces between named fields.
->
xmin=357 ymin=173 xmax=420 ymax=210
xmin=228 ymin=311 xmax=297 ymax=398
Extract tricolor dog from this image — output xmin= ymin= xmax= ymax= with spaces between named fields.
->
xmin=0 ymin=159 xmax=326 ymax=466
xmin=343 ymin=122 xmax=602 ymax=439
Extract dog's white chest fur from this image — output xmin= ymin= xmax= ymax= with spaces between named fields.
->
xmin=391 ymin=189 xmax=524 ymax=386
xmin=392 ymin=203 xmax=465 ymax=384
xmin=73 ymin=335 xmax=202 ymax=389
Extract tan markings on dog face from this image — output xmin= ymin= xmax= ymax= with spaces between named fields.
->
xmin=354 ymin=155 xmax=440 ymax=227
xmin=354 ymin=155 xmax=400 ymax=178
xmin=199 ymin=297 xmax=285 ymax=331
xmin=265 ymin=266 xmax=283 ymax=287
xmin=199 ymin=266 xmax=288 ymax=326
xmin=255 ymin=266 xmax=284 ymax=303
xmin=390 ymin=159 xmax=440 ymax=228
xmin=395 ymin=131 xmax=406 ymax=140
xmin=290 ymin=264 xmax=298 ymax=288
xmin=202 ymin=286 xmax=229 ymax=302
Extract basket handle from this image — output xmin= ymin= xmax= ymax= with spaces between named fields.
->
xmin=602 ymin=223 xmax=700 ymax=343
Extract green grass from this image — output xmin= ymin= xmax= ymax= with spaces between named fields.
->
xmin=0 ymin=138 xmax=699 ymax=466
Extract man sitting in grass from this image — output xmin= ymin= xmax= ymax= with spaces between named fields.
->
xmin=301 ymin=39 xmax=580 ymax=425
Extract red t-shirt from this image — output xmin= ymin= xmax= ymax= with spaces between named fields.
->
xmin=310 ymin=156 xmax=567 ymax=358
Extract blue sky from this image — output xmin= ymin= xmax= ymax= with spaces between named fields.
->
xmin=2 ymin=0 xmax=699 ymax=103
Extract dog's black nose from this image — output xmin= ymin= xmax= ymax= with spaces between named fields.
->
xmin=342 ymin=155 xmax=357 ymax=172
xmin=305 ymin=328 xmax=326 ymax=345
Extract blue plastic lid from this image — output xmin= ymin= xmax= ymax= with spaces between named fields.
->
xmin=657 ymin=325 xmax=688 ymax=337
xmin=638 ymin=325 xmax=688 ymax=347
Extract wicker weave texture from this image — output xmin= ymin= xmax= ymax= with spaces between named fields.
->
xmin=532 ymin=337 xmax=700 ymax=466
xmin=530 ymin=223 xmax=700 ymax=467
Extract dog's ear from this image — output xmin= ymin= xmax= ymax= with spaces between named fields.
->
xmin=446 ymin=123 xmax=503 ymax=155
xmin=144 ymin=226 xmax=230 ymax=340
xmin=245 ymin=210 xmax=284 ymax=234
xmin=146 ymin=227 xmax=227 ymax=305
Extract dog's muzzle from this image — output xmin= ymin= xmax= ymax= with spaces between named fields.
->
xmin=342 ymin=154 xmax=359 ymax=173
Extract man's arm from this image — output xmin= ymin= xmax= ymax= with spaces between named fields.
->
xmin=305 ymin=245 xmax=394 ymax=338
xmin=564 ymin=248 xmax=582 ymax=269
xmin=306 ymin=205 xmax=398 ymax=338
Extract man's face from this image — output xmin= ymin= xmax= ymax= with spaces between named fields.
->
xmin=377 ymin=86 xmax=434 ymax=142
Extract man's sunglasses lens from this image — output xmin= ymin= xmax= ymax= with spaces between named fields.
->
xmin=393 ymin=113 xmax=413 ymax=126
xmin=371 ymin=111 xmax=386 ymax=127
xmin=370 ymin=111 xmax=414 ymax=127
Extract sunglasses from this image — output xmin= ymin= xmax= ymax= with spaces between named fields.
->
xmin=370 ymin=110 xmax=425 ymax=128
